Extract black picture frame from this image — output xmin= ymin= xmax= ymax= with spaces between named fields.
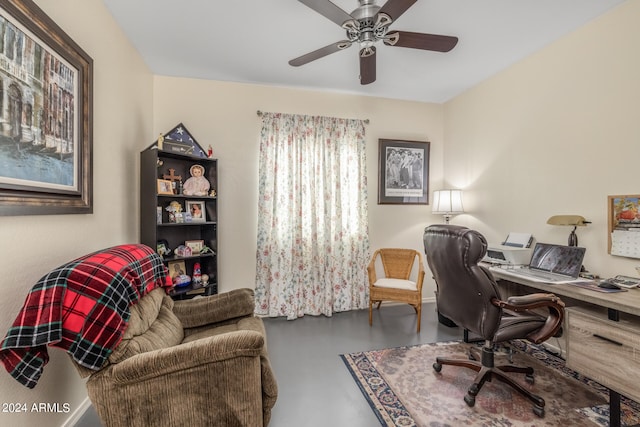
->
xmin=0 ymin=0 xmax=93 ymax=216
xmin=378 ymin=139 xmax=430 ymax=205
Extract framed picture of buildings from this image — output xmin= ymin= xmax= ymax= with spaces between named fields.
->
xmin=0 ymin=0 xmax=93 ymax=215
xmin=378 ymin=139 xmax=430 ymax=205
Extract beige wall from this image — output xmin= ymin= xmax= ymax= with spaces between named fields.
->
xmin=0 ymin=1 xmax=153 ymax=426
xmin=153 ymin=78 xmax=445 ymax=294
xmin=1 ymin=0 xmax=637 ymax=425
xmin=444 ymin=0 xmax=639 ymax=278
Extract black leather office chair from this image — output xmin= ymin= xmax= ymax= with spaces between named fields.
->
xmin=423 ymin=224 xmax=565 ymax=417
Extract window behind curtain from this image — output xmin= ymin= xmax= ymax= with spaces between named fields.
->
xmin=254 ymin=112 xmax=370 ymax=319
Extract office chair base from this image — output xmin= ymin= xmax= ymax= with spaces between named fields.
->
xmin=433 ymin=353 xmax=546 ymax=417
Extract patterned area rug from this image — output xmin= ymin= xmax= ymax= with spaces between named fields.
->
xmin=341 ymin=340 xmax=640 ymax=426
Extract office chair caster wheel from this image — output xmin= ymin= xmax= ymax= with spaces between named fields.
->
xmin=533 ymin=405 xmax=544 ymax=417
xmin=464 ymin=394 xmax=476 ymax=407
xmin=433 ymin=362 xmax=442 ymax=373
xmin=525 ymin=373 xmax=534 ymax=384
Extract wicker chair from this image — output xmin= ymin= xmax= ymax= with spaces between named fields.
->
xmin=367 ymin=248 xmax=425 ymax=332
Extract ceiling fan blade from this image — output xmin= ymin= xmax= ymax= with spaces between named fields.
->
xmin=359 ymin=47 xmax=376 ymax=85
xmin=298 ymin=0 xmax=354 ymax=26
xmin=289 ymin=41 xmax=352 ymax=67
xmin=384 ymin=31 xmax=458 ymax=52
xmin=378 ymin=0 xmax=417 ymax=21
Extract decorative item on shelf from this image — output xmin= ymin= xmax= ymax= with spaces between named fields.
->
xmin=201 ymin=273 xmax=209 ymax=286
xmin=174 ymin=245 xmax=193 ymax=258
xmin=200 ymin=245 xmax=214 ymax=255
xmin=210 ymin=189 xmax=217 ymax=197
xmin=192 ymin=262 xmax=202 ymax=285
xmin=157 ymin=134 xmax=164 ymax=150
xmin=159 ymin=123 xmax=207 ymax=158
xmin=157 ymin=179 xmax=174 ymax=195
xmin=168 ymin=260 xmax=188 ymax=286
xmin=173 ymin=274 xmax=191 ymax=288
xmin=156 ymin=239 xmax=172 ymax=257
xmin=208 ymin=145 xmax=213 ymax=158
xmin=183 ymin=165 xmax=210 ymax=196
xmin=183 ymin=211 xmax=193 ymax=223
xmin=185 ymin=240 xmax=204 ymax=254
xmin=186 ymin=200 xmax=206 ymax=222
xmin=166 ymin=201 xmax=183 ymax=223
xmin=547 ymin=215 xmax=590 ymax=247
xmin=162 ymin=168 xmax=183 ymax=194
xmin=156 ymin=206 xmax=162 ymax=224
xmin=432 ymin=189 xmax=464 ymax=224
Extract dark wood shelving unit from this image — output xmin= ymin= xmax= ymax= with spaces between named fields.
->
xmin=140 ymin=147 xmax=218 ymax=299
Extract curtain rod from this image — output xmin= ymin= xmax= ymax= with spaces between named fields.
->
xmin=256 ymin=110 xmax=369 ymax=125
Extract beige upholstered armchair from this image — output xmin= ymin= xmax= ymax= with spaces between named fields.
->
xmin=72 ymin=288 xmax=278 ymax=427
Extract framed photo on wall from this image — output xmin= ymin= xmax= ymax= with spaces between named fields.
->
xmin=378 ymin=139 xmax=430 ymax=204
xmin=0 ymin=0 xmax=93 ymax=216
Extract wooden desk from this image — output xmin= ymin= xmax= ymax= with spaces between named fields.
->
xmin=491 ymin=268 xmax=640 ymax=427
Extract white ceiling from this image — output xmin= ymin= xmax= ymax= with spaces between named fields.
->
xmin=102 ymin=0 xmax=625 ymax=103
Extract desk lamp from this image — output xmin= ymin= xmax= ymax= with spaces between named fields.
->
xmin=546 ymin=215 xmax=591 ymax=246
xmin=432 ymin=190 xmax=464 ymax=224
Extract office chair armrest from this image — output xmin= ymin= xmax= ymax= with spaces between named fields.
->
xmin=493 ymin=293 xmax=565 ymax=344
xmin=503 ymin=293 xmax=565 ymax=310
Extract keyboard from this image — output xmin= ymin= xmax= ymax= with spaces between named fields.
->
xmin=491 ymin=266 xmax=578 ymax=283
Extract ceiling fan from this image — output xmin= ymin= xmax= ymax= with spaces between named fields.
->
xmin=289 ymin=0 xmax=458 ymax=85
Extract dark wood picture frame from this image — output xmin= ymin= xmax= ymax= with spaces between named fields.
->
xmin=0 ymin=0 xmax=93 ymax=215
xmin=378 ymin=139 xmax=430 ymax=205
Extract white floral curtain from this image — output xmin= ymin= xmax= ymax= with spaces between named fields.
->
xmin=254 ymin=112 xmax=370 ymax=319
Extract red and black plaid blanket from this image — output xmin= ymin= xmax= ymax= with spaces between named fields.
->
xmin=0 ymin=244 xmax=171 ymax=388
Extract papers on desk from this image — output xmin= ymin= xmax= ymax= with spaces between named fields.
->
xmin=502 ymin=232 xmax=533 ymax=248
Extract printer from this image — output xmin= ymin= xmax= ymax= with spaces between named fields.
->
xmin=483 ymin=232 xmax=533 ymax=265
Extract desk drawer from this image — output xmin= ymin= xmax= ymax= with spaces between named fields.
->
xmin=566 ymin=308 xmax=640 ymax=402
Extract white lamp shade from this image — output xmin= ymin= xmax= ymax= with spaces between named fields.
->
xmin=432 ymin=190 xmax=464 ymax=214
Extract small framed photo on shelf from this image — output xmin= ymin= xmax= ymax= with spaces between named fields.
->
xmin=167 ymin=260 xmax=187 ymax=282
xmin=186 ymin=200 xmax=206 ymax=222
xmin=156 ymin=239 xmax=172 ymax=257
xmin=157 ymin=179 xmax=174 ymax=195
xmin=185 ymin=239 xmax=205 ymax=254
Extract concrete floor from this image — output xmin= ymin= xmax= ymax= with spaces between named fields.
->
xmin=75 ymin=302 xmax=462 ymax=426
